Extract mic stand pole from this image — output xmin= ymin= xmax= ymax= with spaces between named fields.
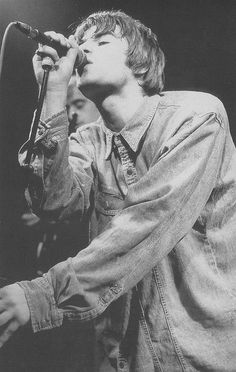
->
xmin=0 ymin=58 xmax=54 ymax=288
xmin=21 ymin=57 xmax=54 ymax=174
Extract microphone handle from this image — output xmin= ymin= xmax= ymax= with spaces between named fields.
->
xmin=31 ymin=28 xmax=69 ymax=56
xmin=34 ymin=29 xmax=87 ymax=70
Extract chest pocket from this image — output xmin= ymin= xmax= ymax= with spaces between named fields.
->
xmin=95 ymin=186 xmax=124 ymax=216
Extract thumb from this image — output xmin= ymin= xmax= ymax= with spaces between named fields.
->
xmin=67 ymin=35 xmax=82 ymax=61
xmin=67 ymin=36 xmax=87 ymax=71
xmin=68 ymin=34 xmax=79 ymax=48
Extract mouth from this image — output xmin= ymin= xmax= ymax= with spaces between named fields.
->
xmin=77 ymin=60 xmax=91 ymax=75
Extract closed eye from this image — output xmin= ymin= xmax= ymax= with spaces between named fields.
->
xmin=98 ymin=41 xmax=109 ymax=46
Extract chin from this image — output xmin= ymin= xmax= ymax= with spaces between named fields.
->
xmin=78 ymin=82 xmax=91 ymax=98
xmin=79 ymin=82 xmax=101 ymax=100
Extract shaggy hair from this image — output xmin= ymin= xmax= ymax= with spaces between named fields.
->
xmin=72 ymin=10 xmax=165 ymax=95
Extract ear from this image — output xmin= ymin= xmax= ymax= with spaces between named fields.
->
xmin=135 ymin=68 xmax=148 ymax=87
xmin=135 ymin=66 xmax=149 ymax=80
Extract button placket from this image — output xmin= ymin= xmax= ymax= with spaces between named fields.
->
xmin=114 ymin=136 xmax=137 ymax=186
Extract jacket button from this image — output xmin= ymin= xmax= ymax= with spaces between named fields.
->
xmin=127 ymin=167 xmax=133 ymax=175
xmin=119 ymin=361 xmax=125 ymax=369
xmin=38 ymin=128 xmax=45 ymax=135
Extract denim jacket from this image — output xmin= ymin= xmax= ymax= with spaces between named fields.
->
xmin=18 ymin=91 xmax=236 ymax=371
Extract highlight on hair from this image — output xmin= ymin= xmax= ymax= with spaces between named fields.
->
xmin=72 ymin=10 xmax=165 ymax=95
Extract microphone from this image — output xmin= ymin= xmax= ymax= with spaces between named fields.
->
xmin=13 ymin=21 xmax=87 ymax=70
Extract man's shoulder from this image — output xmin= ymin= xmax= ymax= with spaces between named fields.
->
xmin=75 ymin=118 xmax=103 ymax=139
xmin=159 ymin=90 xmax=226 ymax=116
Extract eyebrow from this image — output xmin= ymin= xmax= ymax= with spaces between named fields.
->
xmin=79 ymin=31 xmax=116 ymax=45
xmin=73 ymin=98 xmax=86 ymax=103
xmin=67 ymin=98 xmax=86 ymax=106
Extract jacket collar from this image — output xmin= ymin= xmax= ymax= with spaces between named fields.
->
xmin=100 ymin=95 xmax=160 ymax=160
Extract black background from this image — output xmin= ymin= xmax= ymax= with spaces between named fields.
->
xmin=0 ymin=0 xmax=236 ymax=282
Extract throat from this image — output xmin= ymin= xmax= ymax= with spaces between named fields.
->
xmin=97 ymin=94 xmax=147 ymax=132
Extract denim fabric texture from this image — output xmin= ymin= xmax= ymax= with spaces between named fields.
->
xmin=18 ymin=91 xmax=236 ymax=371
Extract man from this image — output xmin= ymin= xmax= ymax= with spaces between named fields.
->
xmin=0 ymin=10 xmax=236 ymax=372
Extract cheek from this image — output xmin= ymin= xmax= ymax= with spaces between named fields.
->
xmin=100 ymin=59 xmax=129 ymax=81
xmin=97 ymin=49 xmax=127 ymax=71
xmin=80 ymin=108 xmax=91 ymax=119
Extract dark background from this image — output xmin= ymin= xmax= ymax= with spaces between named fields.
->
xmin=0 ymin=0 xmax=236 ymax=370
xmin=0 ymin=0 xmax=236 ymax=279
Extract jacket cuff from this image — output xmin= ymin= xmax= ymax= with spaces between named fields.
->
xmin=17 ymin=276 xmax=63 ymax=333
xmin=36 ymin=109 xmax=69 ymax=150
xmin=18 ymin=109 xmax=69 ymax=165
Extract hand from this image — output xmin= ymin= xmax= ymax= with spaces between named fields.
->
xmin=33 ymin=32 xmax=79 ymax=94
xmin=33 ymin=33 xmax=79 ymax=119
xmin=0 ymin=284 xmax=30 ymax=347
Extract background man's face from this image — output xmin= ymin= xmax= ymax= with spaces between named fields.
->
xmin=67 ymin=75 xmax=99 ymax=131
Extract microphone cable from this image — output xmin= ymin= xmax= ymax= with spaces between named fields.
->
xmin=0 ymin=22 xmax=16 ymax=84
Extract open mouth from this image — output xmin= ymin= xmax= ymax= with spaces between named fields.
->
xmin=77 ymin=60 xmax=91 ymax=75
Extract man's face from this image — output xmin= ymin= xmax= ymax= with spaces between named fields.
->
xmin=77 ymin=26 xmax=135 ymax=99
xmin=67 ymin=75 xmax=99 ymax=130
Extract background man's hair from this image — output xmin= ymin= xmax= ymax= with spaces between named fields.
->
xmin=73 ymin=10 xmax=165 ymax=95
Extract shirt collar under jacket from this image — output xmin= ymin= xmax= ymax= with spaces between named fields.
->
xmin=99 ymin=94 xmax=160 ymax=160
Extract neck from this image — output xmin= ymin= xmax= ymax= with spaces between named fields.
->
xmin=95 ymin=85 xmax=147 ymax=132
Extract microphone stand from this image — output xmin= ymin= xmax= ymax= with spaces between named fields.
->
xmin=0 ymin=58 xmax=54 ymax=289
xmin=21 ymin=57 xmax=54 ymax=174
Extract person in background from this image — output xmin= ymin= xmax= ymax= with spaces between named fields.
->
xmin=67 ymin=73 xmax=100 ymax=134
xmin=0 ymin=10 xmax=236 ymax=372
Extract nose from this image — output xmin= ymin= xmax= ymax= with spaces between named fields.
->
xmin=67 ymin=106 xmax=77 ymax=121
xmin=80 ymin=39 xmax=93 ymax=54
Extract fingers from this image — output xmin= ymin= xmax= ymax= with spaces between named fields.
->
xmin=0 ymin=310 xmax=11 ymax=326
xmin=67 ymin=34 xmax=81 ymax=60
xmin=0 ymin=320 xmax=19 ymax=348
xmin=32 ymin=34 xmax=79 ymax=71
xmin=35 ymin=45 xmax=60 ymax=64
xmin=0 ymin=285 xmax=30 ymax=348
xmin=68 ymin=34 xmax=79 ymax=48
xmin=44 ymin=31 xmax=72 ymax=49
xmin=34 ymin=31 xmax=75 ymax=63
xmin=32 ymin=31 xmax=79 ymax=89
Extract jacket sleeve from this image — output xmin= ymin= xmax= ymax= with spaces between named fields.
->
xmin=18 ymin=110 xmax=227 ymax=332
xmin=19 ymin=110 xmax=95 ymax=221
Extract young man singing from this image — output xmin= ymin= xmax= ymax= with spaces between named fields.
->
xmin=0 ymin=10 xmax=236 ymax=372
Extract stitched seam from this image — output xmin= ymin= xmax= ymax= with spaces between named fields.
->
xmin=157 ymin=113 xmax=222 ymax=163
xmin=44 ymin=108 xmax=67 ymax=124
xmin=204 ymin=240 xmax=236 ymax=300
xmin=136 ymin=287 xmax=164 ymax=372
xmin=40 ymin=153 xmax=47 ymax=210
xmin=153 ymin=267 xmax=187 ymax=371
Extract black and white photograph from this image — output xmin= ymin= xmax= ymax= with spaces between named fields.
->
xmin=0 ymin=0 xmax=236 ymax=371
